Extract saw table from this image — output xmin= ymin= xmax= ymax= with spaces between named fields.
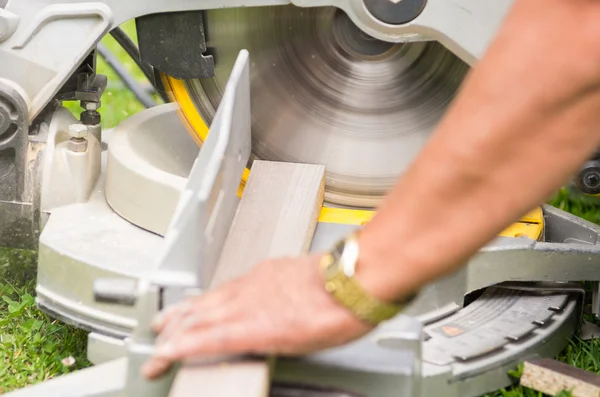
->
xmin=1 ymin=0 xmax=600 ymax=396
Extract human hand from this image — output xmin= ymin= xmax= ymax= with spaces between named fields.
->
xmin=141 ymin=254 xmax=373 ymax=379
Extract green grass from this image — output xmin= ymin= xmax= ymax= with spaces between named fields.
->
xmin=2 ymin=20 xmax=600 ymax=397
xmin=0 ymin=251 xmax=89 ymax=394
xmin=549 ymin=187 xmax=600 ymax=225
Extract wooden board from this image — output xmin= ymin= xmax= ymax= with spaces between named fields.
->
xmin=520 ymin=358 xmax=600 ymax=397
xmin=169 ymin=160 xmax=326 ymax=397
xmin=168 ymin=357 xmax=272 ymax=397
xmin=210 ymin=160 xmax=325 ymax=288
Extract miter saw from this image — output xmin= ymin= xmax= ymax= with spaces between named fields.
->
xmin=2 ymin=1 xmax=600 ymax=396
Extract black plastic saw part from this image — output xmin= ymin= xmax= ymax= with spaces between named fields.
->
xmin=136 ymin=11 xmax=215 ymax=80
xmin=363 ymin=0 xmax=427 ymax=25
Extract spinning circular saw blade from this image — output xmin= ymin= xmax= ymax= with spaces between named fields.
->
xmin=165 ymin=5 xmax=469 ymax=207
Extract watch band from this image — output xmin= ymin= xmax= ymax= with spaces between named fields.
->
xmin=319 ymin=233 xmax=415 ymax=326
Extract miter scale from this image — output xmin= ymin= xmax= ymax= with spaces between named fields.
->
xmin=1 ymin=1 xmax=600 ymax=396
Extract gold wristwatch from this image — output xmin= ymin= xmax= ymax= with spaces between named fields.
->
xmin=320 ymin=232 xmax=416 ymax=326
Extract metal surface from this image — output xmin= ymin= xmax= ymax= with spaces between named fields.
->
xmin=149 ymin=48 xmax=251 ymax=288
xmin=117 ymin=48 xmax=255 ymax=397
xmin=424 ymin=288 xmax=569 ymax=363
xmin=275 ymin=293 xmax=576 ymax=397
xmin=94 ymin=279 xmax=139 ymax=306
xmin=0 ymin=78 xmax=27 ymax=201
xmin=277 ymin=315 xmax=424 ymax=397
xmin=0 ymin=78 xmax=43 ymax=249
xmin=580 ymin=320 xmax=600 ymax=341
xmin=575 ymin=160 xmax=600 ymax=195
xmin=0 ymin=200 xmax=35 ymax=249
xmin=37 ymin=168 xmax=163 ymax=338
xmin=467 ymin=206 xmax=600 ymax=296
xmin=105 ymin=103 xmax=199 ymax=236
xmin=425 ymin=297 xmax=578 ymax=397
xmin=67 ymin=139 xmax=87 ymax=152
xmin=181 ymin=5 xmax=469 ymax=206
xmin=68 ymin=123 xmax=89 ymax=152
xmin=593 ymin=283 xmax=600 ymax=318
xmin=0 ymin=6 xmax=18 ymax=43
xmin=363 ymin=0 xmax=427 ymax=25
xmin=69 ymin=123 xmax=88 ymax=138
xmin=275 ymin=289 xmax=578 ymax=397
xmin=87 ymin=332 xmax=126 ymax=365
xmin=40 ymin=107 xmax=101 ymax=212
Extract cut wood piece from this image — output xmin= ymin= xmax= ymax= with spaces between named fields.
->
xmin=170 ymin=357 xmax=271 ymax=397
xmin=520 ymin=358 xmax=600 ymax=397
xmin=169 ymin=160 xmax=326 ymax=397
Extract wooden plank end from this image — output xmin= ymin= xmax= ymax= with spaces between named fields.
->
xmin=169 ymin=358 xmax=271 ymax=397
xmin=520 ymin=358 xmax=600 ymax=397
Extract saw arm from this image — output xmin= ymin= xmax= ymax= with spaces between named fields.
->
xmin=0 ymin=0 xmax=513 ymax=121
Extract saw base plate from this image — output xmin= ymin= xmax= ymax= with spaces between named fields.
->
xmin=274 ymin=288 xmax=578 ymax=397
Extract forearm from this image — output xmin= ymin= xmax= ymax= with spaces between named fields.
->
xmin=356 ymin=0 xmax=600 ymax=301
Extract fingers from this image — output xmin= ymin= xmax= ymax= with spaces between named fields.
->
xmin=164 ymin=323 xmax=260 ymax=358
xmin=151 ymin=299 xmax=192 ymax=332
xmin=155 ymin=302 xmax=237 ymax=347
xmin=143 ymin=284 xmax=247 ymax=380
xmin=140 ymin=255 xmax=365 ymax=381
xmin=140 ymin=356 xmax=172 ymax=380
xmin=141 ymin=324 xmax=259 ymax=379
xmin=152 ymin=283 xmax=237 ymax=335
